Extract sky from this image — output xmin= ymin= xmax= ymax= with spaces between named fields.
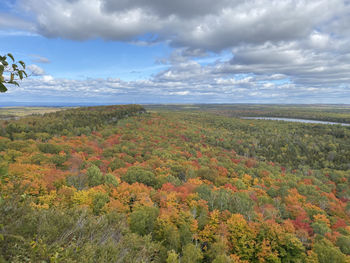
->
xmin=0 ymin=0 xmax=350 ymax=105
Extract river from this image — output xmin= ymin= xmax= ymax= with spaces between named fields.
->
xmin=241 ymin=117 xmax=350 ymax=126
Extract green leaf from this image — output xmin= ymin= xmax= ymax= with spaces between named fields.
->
xmin=18 ymin=70 xmax=23 ymax=80
xmin=9 ymin=81 xmax=19 ymax=86
xmin=0 ymin=82 xmax=7 ymax=92
xmin=12 ymin=63 xmax=18 ymax=71
xmin=7 ymin=53 xmax=14 ymax=62
xmin=0 ymin=64 xmax=4 ymax=75
xmin=18 ymin=61 xmax=26 ymax=69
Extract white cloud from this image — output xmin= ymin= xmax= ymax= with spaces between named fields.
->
xmin=29 ymin=54 xmax=50 ymax=63
xmin=42 ymin=75 xmax=54 ymax=82
xmin=2 ymin=58 xmax=349 ymax=104
xmin=27 ymin=64 xmax=45 ymax=76
xmin=3 ymin=0 xmax=350 ymax=103
xmin=309 ymin=31 xmax=331 ymax=50
xmin=170 ymin=91 xmax=190 ymax=96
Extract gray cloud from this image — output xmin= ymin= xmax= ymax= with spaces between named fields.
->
xmin=6 ymin=0 xmax=350 ymax=103
xmin=18 ymin=0 xmax=345 ymax=50
xmin=225 ymin=40 xmax=350 ymax=87
xmin=100 ymin=0 xmax=233 ymax=18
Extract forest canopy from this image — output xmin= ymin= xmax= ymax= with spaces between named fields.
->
xmin=1 ymin=104 xmax=350 ymax=262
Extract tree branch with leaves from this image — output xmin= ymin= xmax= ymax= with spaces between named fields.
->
xmin=0 ymin=53 xmax=27 ymax=92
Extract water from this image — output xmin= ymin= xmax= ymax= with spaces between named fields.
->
xmin=241 ymin=117 xmax=350 ymax=126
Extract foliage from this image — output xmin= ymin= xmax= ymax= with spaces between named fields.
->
xmin=313 ymin=238 xmax=347 ymax=263
xmin=129 ymin=206 xmax=159 ymax=236
xmin=0 ymin=104 xmax=146 ymax=139
xmin=0 ymin=196 xmax=161 ymax=262
xmin=1 ymin=105 xmax=350 ymax=262
xmin=182 ymin=243 xmax=203 ymax=263
xmin=87 ymin=165 xmax=104 ymax=187
xmin=0 ymin=53 xmax=27 ymax=92
xmin=336 ymin=235 xmax=350 ymax=255
xmin=122 ymin=166 xmax=157 ymax=187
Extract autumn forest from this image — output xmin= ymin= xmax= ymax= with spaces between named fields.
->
xmin=1 ymin=104 xmax=350 ymax=263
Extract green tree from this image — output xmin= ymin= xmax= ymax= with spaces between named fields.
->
xmin=182 ymin=243 xmax=203 ymax=263
xmin=336 ymin=235 xmax=350 ymax=255
xmin=311 ymin=221 xmax=331 ymax=236
xmin=92 ymin=192 xmax=109 ymax=215
xmin=129 ymin=206 xmax=159 ymax=236
xmin=155 ymin=223 xmax=181 ymax=252
xmin=104 ymin=173 xmax=119 ymax=187
xmin=166 ymin=250 xmax=179 ymax=263
xmin=313 ymin=238 xmax=347 ymax=263
xmin=0 ymin=53 xmax=27 ymax=92
xmin=86 ymin=165 xmax=103 ymax=187
xmin=122 ymin=166 xmax=156 ymax=187
xmin=212 ymin=254 xmax=233 ymax=263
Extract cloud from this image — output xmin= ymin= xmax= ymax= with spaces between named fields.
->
xmin=225 ymin=41 xmax=350 ymax=87
xmin=17 ymin=0 xmax=345 ymax=50
xmin=42 ymin=75 xmax=54 ymax=82
xmin=27 ymin=64 xmax=46 ymax=76
xmin=29 ymin=54 xmax=50 ymax=63
xmin=19 ymin=0 xmax=161 ymax=41
xmin=0 ymin=12 xmax=36 ymax=32
xmin=1 ymin=58 xmax=349 ymax=104
xmin=3 ymin=0 xmax=350 ymax=103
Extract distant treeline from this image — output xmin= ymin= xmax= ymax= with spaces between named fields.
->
xmin=0 ymin=104 xmax=146 ymax=140
xmin=145 ymin=104 xmax=350 ymax=124
xmin=181 ymin=112 xmax=350 ymax=171
xmin=217 ymin=109 xmax=350 ymax=125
